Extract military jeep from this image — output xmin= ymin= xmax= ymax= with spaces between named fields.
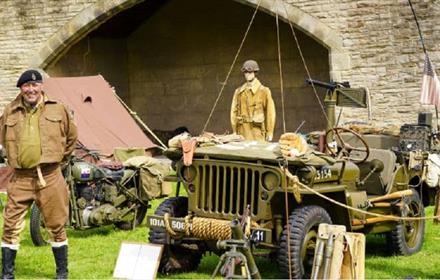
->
xmin=146 ymin=81 xmax=437 ymax=278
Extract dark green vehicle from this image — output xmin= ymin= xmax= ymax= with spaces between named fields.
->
xmin=147 ymin=80 xmax=437 ymax=278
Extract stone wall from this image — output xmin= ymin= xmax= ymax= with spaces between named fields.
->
xmin=288 ymin=0 xmax=440 ymax=124
xmin=0 ymin=0 xmax=439 ymax=127
xmin=0 ymin=0 xmax=96 ymax=106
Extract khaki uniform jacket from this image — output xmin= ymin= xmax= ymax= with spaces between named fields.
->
xmin=230 ymin=78 xmax=276 ymax=141
xmin=0 ymin=93 xmax=78 ymax=169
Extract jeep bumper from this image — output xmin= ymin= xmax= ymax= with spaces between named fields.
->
xmin=147 ymin=215 xmax=272 ymax=244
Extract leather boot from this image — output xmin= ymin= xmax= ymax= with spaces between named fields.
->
xmin=1 ymin=247 xmax=16 ymax=279
xmin=52 ymin=245 xmax=68 ymax=279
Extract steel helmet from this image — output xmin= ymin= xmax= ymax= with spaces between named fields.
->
xmin=241 ymin=60 xmax=260 ymax=72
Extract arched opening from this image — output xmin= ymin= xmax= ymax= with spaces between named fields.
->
xmin=42 ymin=0 xmax=342 ymax=138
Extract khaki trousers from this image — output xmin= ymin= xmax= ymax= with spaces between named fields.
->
xmin=2 ymin=165 xmax=69 ymax=244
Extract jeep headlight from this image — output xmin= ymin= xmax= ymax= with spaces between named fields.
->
xmin=262 ymin=171 xmax=280 ymax=191
xmin=181 ymin=165 xmax=197 ymax=183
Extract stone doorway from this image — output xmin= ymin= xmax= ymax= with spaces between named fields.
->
xmin=43 ymin=0 xmax=337 ymax=138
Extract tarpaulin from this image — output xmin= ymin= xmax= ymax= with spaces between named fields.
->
xmin=43 ymin=75 xmax=156 ymax=156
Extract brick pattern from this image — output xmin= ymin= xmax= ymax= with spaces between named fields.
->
xmin=0 ymin=0 xmax=439 ymax=125
xmin=0 ymin=0 xmax=95 ymax=104
xmin=287 ymin=0 xmax=440 ymax=124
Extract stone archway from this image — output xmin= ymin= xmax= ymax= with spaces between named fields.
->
xmin=30 ymin=0 xmax=350 ymax=136
xmin=29 ymin=0 xmax=144 ymax=69
xmin=234 ymin=0 xmax=349 ymax=80
xmin=30 ymin=0 xmax=349 ymax=79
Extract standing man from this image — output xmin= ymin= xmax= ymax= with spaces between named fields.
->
xmin=230 ymin=60 xmax=276 ymax=141
xmin=0 ymin=69 xmax=77 ymax=279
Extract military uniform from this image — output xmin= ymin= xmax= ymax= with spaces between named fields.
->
xmin=1 ymin=93 xmax=77 ymax=244
xmin=230 ymin=78 xmax=276 ymax=141
xmin=0 ymin=70 xmax=77 ymax=279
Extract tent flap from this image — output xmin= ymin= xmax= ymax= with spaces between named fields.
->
xmin=44 ymin=75 xmax=156 ymax=156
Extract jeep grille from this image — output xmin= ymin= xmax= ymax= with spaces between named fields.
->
xmin=191 ymin=160 xmax=263 ymax=217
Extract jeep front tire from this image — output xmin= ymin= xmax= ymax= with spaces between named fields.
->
xmin=148 ymin=197 xmax=203 ymax=274
xmin=277 ymin=205 xmax=332 ymax=279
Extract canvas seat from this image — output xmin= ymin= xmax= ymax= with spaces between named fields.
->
xmin=357 ymin=148 xmax=396 ymax=195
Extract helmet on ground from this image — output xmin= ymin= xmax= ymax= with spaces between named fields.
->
xmin=241 ymin=60 xmax=259 ymax=72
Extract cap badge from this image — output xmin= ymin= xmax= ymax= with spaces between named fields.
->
xmin=31 ymin=73 xmax=36 ymax=80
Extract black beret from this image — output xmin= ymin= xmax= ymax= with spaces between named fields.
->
xmin=16 ymin=70 xmax=43 ymax=88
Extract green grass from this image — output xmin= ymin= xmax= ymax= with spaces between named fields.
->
xmin=1 ymin=193 xmax=440 ymax=279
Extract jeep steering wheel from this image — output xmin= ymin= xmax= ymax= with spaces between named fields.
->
xmin=325 ymin=127 xmax=370 ymax=163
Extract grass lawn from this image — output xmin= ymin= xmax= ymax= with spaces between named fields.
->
xmin=1 ymin=194 xmax=440 ymax=279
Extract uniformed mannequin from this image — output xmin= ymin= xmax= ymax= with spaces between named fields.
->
xmin=0 ymin=70 xmax=77 ymax=279
xmin=230 ymin=60 xmax=276 ymax=141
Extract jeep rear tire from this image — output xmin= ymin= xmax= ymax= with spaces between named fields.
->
xmin=387 ymin=191 xmax=425 ymax=255
xmin=277 ymin=205 xmax=332 ymax=279
xmin=148 ymin=197 xmax=202 ymax=274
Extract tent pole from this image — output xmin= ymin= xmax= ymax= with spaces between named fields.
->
xmin=112 ymin=92 xmax=167 ymax=150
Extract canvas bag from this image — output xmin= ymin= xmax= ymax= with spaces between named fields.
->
xmin=123 ymin=156 xmax=172 ymax=201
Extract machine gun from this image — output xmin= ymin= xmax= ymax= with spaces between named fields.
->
xmin=305 ymin=79 xmax=368 ymax=142
xmin=306 ymin=79 xmax=351 ymax=91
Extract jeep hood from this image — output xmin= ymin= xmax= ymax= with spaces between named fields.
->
xmin=166 ymin=141 xmax=335 ymax=167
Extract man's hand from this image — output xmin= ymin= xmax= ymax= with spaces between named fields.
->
xmin=266 ymin=135 xmax=273 ymax=142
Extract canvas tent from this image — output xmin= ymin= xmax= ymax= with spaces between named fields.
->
xmin=43 ymin=75 xmax=156 ymax=156
xmin=0 ymin=75 xmax=157 ymax=192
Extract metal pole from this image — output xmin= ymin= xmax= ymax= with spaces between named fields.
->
xmin=112 ymin=91 xmax=167 ymax=150
xmin=407 ymin=0 xmax=427 ymax=55
xmin=407 ymin=0 xmax=439 ymax=130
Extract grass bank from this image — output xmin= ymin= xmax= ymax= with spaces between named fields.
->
xmin=0 ymin=194 xmax=439 ymax=279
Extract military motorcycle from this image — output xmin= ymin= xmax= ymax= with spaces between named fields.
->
xmin=30 ymin=149 xmax=152 ymax=246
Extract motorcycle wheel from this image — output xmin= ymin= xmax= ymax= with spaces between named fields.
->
xmin=277 ymin=205 xmax=332 ymax=279
xmin=148 ymin=197 xmax=203 ymax=274
xmin=387 ymin=191 xmax=425 ymax=255
xmin=29 ymin=203 xmax=51 ymax=246
xmin=115 ymin=204 xmax=148 ymax=230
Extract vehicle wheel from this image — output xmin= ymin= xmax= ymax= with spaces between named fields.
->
xmin=148 ymin=197 xmax=202 ymax=274
xmin=29 ymin=203 xmax=50 ymax=246
xmin=277 ymin=205 xmax=332 ymax=279
xmin=115 ymin=203 xmax=148 ymax=230
xmin=387 ymin=191 xmax=425 ymax=255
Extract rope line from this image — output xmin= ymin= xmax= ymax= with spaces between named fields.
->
xmin=275 ymin=10 xmax=286 ymax=134
xmin=275 ymin=2 xmax=292 ymax=277
xmin=280 ymin=1 xmax=330 ymax=126
xmin=161 ymin=179 xmax=436 ymax=245
xmin=294 ymin=175 xmax=437 ymax=221
xmin=201 ymin=0 xmax=262 ymax=133
xmin=283 ymin=166 xmax=293 ymax=280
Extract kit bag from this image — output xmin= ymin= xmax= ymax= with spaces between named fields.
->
xmin=123 ymin=156 xmax=172 ymax=201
